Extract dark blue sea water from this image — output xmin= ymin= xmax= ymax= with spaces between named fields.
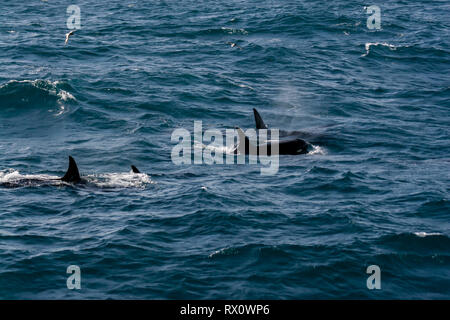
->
xmin=0 ymin=0 xmax=449 ymax=299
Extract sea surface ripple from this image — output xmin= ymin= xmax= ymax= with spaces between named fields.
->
xmin=0 ymin=0 xmax=449 ymax=299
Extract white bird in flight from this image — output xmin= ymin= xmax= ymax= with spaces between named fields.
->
xmin=65 ymin=30 xmax=76 ymax=45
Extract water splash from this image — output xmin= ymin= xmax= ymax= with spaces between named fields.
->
xmin=362 ymin=42 xmax=397 ymax=57
xmin=86 ymin=172 xmax=154 ymax=189
xmin=308 ymin=145 xmax=326 ymax=155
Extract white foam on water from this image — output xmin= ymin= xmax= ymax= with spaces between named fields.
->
xmin=205 ymin=143 xmax=236 ymax=155
xmin=362 ymin=42 xmax=397 ymax=57
xmin=2 ymin=79 xmax=76 ymax=104
xmin=308 ymin=145 xmax=326 ymax=155
xmin=0 ymin=169 xmax=63 ymax=186
xmin=57 ymin=89 xmax=75 ymax=102
xmin=221 ymin=27 xmax=248 ymax=35
xmin=414 ymin=232 xmax=442 ymax=238
xmin=0 ymin=169 xmax=153 ymax=189
xmin=53 ymin=105 xmax=66 ymax=116
xmin=0 ymin=169 xmax=59 ymax=182
xmin=236 ymin=82 xmax=254 ymax=90
xmin=86 ymin=172 xmax=154 ymax=189
xmin=194 ymin=141 xmax=236 ymax=156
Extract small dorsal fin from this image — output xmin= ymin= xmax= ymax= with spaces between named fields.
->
xmin=131 ymin=165 xmax=140 ymax=174
xmin=61 ymin=156 xmax=81 ymax=183
xmin=253 ymin=108 xmax=268 ymax=130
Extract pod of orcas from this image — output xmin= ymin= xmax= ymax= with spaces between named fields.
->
xmin=0 ymin=155 xmax=141 ymax=188
xmin=59 ymin=156 xmax=141 ymax=184
xmin=2 ymin=109 xmax=312 ymax=186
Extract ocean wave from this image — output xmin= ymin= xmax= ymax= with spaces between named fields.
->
xmin=361 ymin=42 xmax=449 ymax=60
xmin=377 ymin=232 xmax=450 ymax=253
xmin=362 ymin=42 xmax=398 ymax=57
xmin=208 ymin=243 xmax=330 ymax=260
xmin=0 ymin=79 xmax=76 ymax=117
xmin=414 ymin=232 xmax=443 ymax=238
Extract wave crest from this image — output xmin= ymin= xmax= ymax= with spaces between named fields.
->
xmin=362 ymin=42 xmax=398 ymax=57
xmin=0 ymin=79 xmax=76 ymax=117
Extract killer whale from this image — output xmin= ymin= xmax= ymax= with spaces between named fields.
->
xmin=131 ymin=165 xmax=140 ymax=174
xmin=0 ymin=156 xmax=142 ymax=188
xmin=61 ymin=156 xmax=142 ymax=183
xmin=234 ymin=127 xmax=308 ymax=155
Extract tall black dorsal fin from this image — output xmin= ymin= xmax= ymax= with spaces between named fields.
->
xmin=131 ymin=165 xmax=140 ymax=174
xmin=253 ymin=108 xmax=268 ymax=130
xmin=61 ymin=156 xmax=81 ymax=183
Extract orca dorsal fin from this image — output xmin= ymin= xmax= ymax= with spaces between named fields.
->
xmin=131 ymin=165 xmax=140 ymax=174
xmin=61 ymin=156 xmax=81 ymax=183
xmin=235 ymin=127 xmax=254 ymax=155
xmin=253 ymin=108 xmax=268 ymax=130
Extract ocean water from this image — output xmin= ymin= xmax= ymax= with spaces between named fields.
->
xmin=0 ymin=0 xmax=449 ymax=299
